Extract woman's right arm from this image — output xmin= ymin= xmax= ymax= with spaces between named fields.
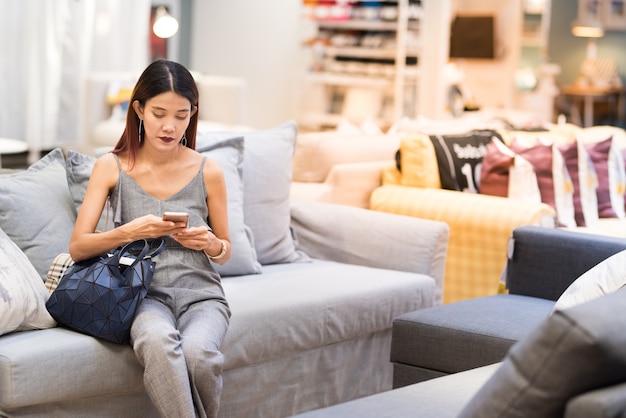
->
xmin=69 ymin=154 xmax=134 ymax=261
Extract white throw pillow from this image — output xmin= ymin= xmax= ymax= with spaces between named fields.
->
xmin=553 ymin=249 xmax=626 ymax=312
xmin=0 ymin=226 xmax=56 ymax=336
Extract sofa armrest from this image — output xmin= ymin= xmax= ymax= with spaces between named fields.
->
xmin=565 ymin=382 xmax=626 ymax=418
xmin=371 ymin=185 xmax=556 ymax=302
xmin=506 ymin=226 xmax=626 ymax=301
xmin=290 ymin=199 xmax=449 ymax=305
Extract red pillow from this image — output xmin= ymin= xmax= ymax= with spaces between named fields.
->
xmin=479 ymin=138 xmax=514 ymax=198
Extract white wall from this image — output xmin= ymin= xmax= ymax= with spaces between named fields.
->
xmin=450 ymin=0 xmax=522 ymax=109
xmin=190 ymin=0 xmax=305 ymax=129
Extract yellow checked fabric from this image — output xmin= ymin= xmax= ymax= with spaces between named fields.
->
xmin=371 ymin=185 xmax=556 ymax=303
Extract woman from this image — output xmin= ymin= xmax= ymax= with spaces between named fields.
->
xmin=69 ymin=60 xmax=232 ymax=418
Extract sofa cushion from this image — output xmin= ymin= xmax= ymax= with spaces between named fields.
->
xmin=458 ymin=287 xmax=626 ymax=418
xmin=0 ymin=226 xmax=56 ymax=337
xmin=0 ymin=327 xmax=144 ymax=411
xmin=553 ymin=248 xmax=626 ymax=311
xmin=196 ymin=137 xmax=262 ymax=276
xmin=391 ymin=294 xmax=554 ymax=378
xmin=221 ymin=259 xmax=436 ymax=369
xmin=196 ymin=120 xmax=309 ymax=265
xmin=0 ymin=148 xmax=77 ymax=280
xmin=292 ymin=363 xmax=500 ymax=418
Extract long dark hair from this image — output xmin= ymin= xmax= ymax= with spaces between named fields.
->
xmin=112 ymin=60 xmax=199 ymax=168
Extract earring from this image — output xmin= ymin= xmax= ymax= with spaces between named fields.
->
xmin=180 ymin=134 xmax=188 ymax=147
xmin=138 ymin=119 xmax=143 ymax=143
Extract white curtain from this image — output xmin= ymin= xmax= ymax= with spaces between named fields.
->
xmin=0 ymin=0 xmax=150 ymax=159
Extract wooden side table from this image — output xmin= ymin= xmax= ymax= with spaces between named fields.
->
xmin=559 ymin=84 xmax=626 ymax=128
xmin=0 ymin=138 xmax=28 ymax=169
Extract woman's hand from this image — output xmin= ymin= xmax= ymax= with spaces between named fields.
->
xmin=171 ymin=226 xmax=212 ymax=251
xmin=125 ymin=214 xmax=188 ymax=239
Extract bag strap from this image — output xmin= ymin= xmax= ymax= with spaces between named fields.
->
xmin=116 ymin=239 xmax=152 ymax=270
xmin=146 ymin=238 xmax=167 ymax=259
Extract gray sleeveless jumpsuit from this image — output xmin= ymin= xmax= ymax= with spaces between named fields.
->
xmin=110 ymin=155 xmax=231 ymax=418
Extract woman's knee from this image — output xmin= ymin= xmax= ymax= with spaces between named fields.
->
xmin=183 ymin=341 xmax=224 ymax=377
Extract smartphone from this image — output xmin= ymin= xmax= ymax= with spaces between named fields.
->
xmin=162 ymin=211 xmax=189 ymax=227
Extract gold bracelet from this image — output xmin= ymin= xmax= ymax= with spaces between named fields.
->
xmin=205 ymin=239 xmax=227 ymax=260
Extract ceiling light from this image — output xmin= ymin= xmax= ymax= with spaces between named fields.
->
xmin=153 ymin=6 xmax=179 ymax=39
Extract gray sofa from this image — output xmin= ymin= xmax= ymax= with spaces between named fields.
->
xmin=295 ymin=226 xmax=626 ymax=417
xmin=0 ymin=122 xmax=449 ymax=418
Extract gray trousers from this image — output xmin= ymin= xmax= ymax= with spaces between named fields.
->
xmin=131 ymin=293 xmax=230 ymax=418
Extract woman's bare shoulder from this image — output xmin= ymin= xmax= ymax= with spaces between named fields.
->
xmin=92 ymin=152 xmax=121 ymax=183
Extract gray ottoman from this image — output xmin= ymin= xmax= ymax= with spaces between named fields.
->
xmin=390 ymin=293 xmax=554 ymax=388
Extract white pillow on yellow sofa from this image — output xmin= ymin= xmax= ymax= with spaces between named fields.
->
xmin=553 ymin=249 xmax=626 ymax=312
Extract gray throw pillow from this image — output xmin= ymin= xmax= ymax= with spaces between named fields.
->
xmin=197 ymin=121 xmax=309 ymax=265
xmin=0 ymin=148 xmax=77 ymax=281
xmin=197 ymin=137 xmax=262 ymax=276
xmin=65 ymin=150 xmax=112 ymax=232
xmin=458 ymin=286 xmax=626 ymax=417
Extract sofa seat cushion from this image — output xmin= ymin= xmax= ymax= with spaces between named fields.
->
xmin=221 ymin=260 xmax=436 ymax=369
xmin=391 ymin=294 xmax=554 ymax=377
xmin=292 ymin=363 xmax=501 ymax=418
xmin=0 ymin=327 xmax=144 ymax=411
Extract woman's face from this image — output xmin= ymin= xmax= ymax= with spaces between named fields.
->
xmin=138 ymin=91 xmax=194 ymax=148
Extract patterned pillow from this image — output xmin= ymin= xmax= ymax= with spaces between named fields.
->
xmin=479 ymin=137 xmax=542 ymax=204
xmin=428 ymin=129 xmax=501 ymax=193
xmin=45 ymin=253 xmax=74 ymax=294
xmin=479 ymin=137 xmax=514 ymax=197
xmin=585 ymin=136 xmax=626 ymax=218
xmin=510 ymin=137 xmax=576 ymax=228
xmin=559 ymin=139 xmax=599 ymax=227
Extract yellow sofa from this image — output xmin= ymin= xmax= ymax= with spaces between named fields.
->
xmin=370 ymin=123 xmax=626 ymax=304
xmin=371 ymin=182 xmax=555 ymax=304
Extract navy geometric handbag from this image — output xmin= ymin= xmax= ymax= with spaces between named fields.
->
xmin=46 ymin=238 xmax=166 ymax=344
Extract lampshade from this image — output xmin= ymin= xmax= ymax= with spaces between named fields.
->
xmin=571 ymin=16 xmax=604 ymax=38
xmin=153 ymin=6 xmax=179 ymax=39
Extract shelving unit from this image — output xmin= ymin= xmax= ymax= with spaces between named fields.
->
xmin=299 ymin=0 xmax=425 ymax=130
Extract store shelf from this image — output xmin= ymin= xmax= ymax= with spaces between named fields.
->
xmin=299 ymin=0 xmax=424 ymax=129
xmin=315 ymin=19 xmax=399 ymax=31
